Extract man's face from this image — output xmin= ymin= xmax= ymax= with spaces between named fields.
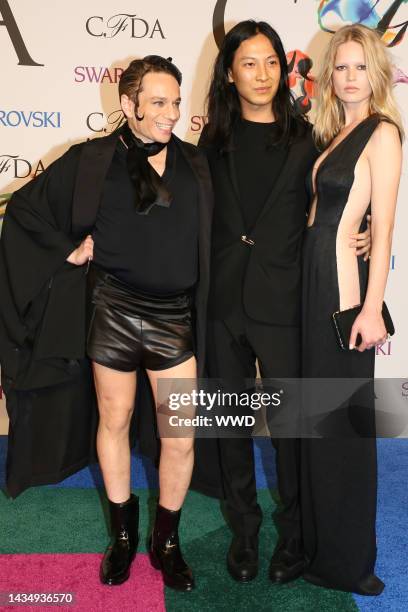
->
xmin=121 ymin=71 xmax=181 ymax=143
xmin=332 ymin=41 xmax=372 ymax=107
xmin=228 ymin=33 xmax=281 ymax=117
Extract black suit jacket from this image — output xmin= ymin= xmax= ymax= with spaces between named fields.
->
xmin=0 ymin=130 xmax=213 ymax=497
xmin=199 ymin=124 xmax=318 ymax=325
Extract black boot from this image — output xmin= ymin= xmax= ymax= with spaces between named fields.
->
xmin=269 ymin=537 xmax=305 ymax=584
xmin=150 ymin=504 xmax=194 ymax=591
xmin=100 ymin=494 xmax=139 ymax=586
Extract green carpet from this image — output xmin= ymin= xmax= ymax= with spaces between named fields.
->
xmin=165 ymin=493 xmax=358 ymax=612
xmin=0 ymin=488 xmax=156 ymax=553
xmin=0 ymin=487 xmax=357 ymax=610
xmin=0 ymin=488 xmax=225 ymax=554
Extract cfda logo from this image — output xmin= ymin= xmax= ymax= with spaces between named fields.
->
xmin=86 ymin=13 xmax=165 ymax=39
xmin=0 ymin=0 xmax=43 ymax=65
xmin=86 ymin=110 xmax=125 ymax=133
xmin=0 ymin=155 xmax=45 ymax=179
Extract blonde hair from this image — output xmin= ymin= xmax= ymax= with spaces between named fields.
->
xmin=313 ymin=24 xmax=404 ymax=148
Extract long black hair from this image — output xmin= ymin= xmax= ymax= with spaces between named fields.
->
xmin=204 ymin=20 xmax=307 ymax=150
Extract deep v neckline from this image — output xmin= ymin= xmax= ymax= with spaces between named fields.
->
xmin=312 ymin=115 xmax=373 ymax=195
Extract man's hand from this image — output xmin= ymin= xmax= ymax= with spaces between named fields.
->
xmin=66 ymin=235 xmax=94 ymax=266
xmin=349 ymin=214 xmax=371 ymax=261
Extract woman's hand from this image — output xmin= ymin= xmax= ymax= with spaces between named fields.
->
xmin=349 ymin=214 xmax=371 ymax=261
xmin=66 ymin=234 xmax=94 ymax=266
xmin=349 ymin=309 xmax=387 ymax=352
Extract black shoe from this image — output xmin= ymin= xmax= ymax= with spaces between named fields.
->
xmin=100 ymin=494 xmax=139 ymax=586
xmin=150 ymin=504 xmax=194 ymax=591
xmin=303 ymin=571 xmax=385 ymax=596
xmin=356 ymin=574 xmax=385 ymax=596
xmin=227 ymin=536 xmax=259 ymax=582
xmin=269 ymin=537 xmax=305 ymax=584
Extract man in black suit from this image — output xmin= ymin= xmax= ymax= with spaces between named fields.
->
xmin=198 ymin=20 xmax=370 ymax=584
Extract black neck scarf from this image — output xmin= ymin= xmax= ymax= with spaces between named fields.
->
xmin=120 ymin=121 xmax=172 ymax=215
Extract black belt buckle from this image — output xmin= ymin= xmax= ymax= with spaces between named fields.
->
xmin=241 ymin=235 xmax=255 ymax=246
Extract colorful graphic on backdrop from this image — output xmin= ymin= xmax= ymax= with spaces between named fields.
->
xmin=213 ymin=0 xmax=408 ymax=48
xmin=287 ymin=50 xmax=316 ymax=113
xmin=317 ymin=0 xmax=408 ymax=47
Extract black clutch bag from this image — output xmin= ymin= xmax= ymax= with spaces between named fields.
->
xmin=332 ymin=302 xmax=395 ymax=350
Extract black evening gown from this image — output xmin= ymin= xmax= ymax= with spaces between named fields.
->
xmin=301 ymin=115 xmax=383 ymax=593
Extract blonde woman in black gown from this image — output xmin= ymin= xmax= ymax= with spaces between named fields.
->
xmin=301 ymin=24 xmax=403 ymax=595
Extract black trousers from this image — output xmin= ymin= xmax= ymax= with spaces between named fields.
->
xmin=206 ymin=311 xmax=301 ymax=540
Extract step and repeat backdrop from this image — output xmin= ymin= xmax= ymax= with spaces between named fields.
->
xmin=1 ymin=0 xmax=407 ymax=429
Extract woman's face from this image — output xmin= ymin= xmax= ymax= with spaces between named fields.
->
xmin=121 ymin=71 xmax=181 ymax=143
xmin=332 ymin=40 xmax=372 ymax=107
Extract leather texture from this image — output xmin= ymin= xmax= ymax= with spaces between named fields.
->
xmin=150 ymin=504 xmax=194 ymax=591
xmin=87 ymin=265 xmax=194 ymax=372
xmin=100 ymin=493 xmax=139 ymax=585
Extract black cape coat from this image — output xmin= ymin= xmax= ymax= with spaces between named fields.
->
xmin=0 ymin=129 xmax=222 ymax=498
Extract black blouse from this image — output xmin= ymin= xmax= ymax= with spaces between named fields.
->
xmin=93 ymin=136 xmax=199 ymax=295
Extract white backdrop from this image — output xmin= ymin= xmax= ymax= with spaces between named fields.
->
xmin=1 ymin=0 xmax=407 ymax=431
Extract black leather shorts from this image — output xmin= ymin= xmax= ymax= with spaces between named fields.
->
xmin=86 ymin=265 xmax=194 ymax=372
